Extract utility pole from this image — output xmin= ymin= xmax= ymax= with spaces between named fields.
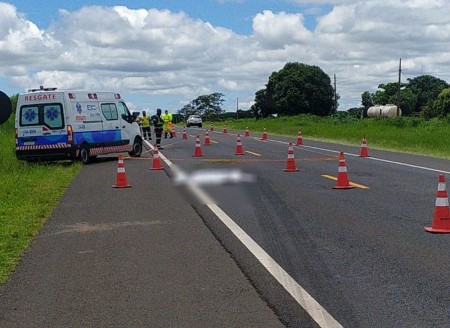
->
xmin=334 ymin=74 xmax=337 ymax=112
xmin=396 ymin=58 xmax=402 ymax=116
xmin=236 ymin=98 xmax=239 ymax=119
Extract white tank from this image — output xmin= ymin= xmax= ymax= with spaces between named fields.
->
xmin=382 ymin=104 xmax=401 ymax=117
xmin=367 ymin=104 xmax=401 ymax=117
xmin=367 ymin=105 xmax=383 ymax=117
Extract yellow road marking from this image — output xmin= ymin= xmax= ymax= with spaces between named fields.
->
xmin=245 ymin=151 xmax=261 ymax=156
xmin=321 ymin=175 xmax=369 ymax=189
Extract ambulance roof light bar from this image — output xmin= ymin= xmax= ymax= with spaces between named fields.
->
xmin=28 ymin=86 xmax=58 ymax=92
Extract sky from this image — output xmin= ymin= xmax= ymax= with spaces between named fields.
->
xmin=1 ymin=0 xmax=450 ymax=116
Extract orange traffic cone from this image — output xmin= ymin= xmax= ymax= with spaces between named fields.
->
xmin=296 ymin=131 xmax=303 ymax=146
xmin=284 ymin=143 xmax=298 ymax=172
xmin=182 ymin=127 xmax=188 ymax=140
xmin=112 ymin=155 xmax=131 ymax=188
xmin=172 ymin=129 xmax=177 ymax=138
xmin=210 ymin=125 xmax=214 ymax=132
xmin=244 ymin=127 xmax=250 ymax=137
xmin=151 ymin=146 xmax=164 ymax=170
xmin=333 ymin=152 xmax=355 ymax=189
xmin=261 ymin=128 xmax=268 ymax=141
xmin=359 ymin=136 xmax=369 ymax=157
xmin=193 ymin=135 xmax=204 ymax=157
xmin=425 ymin=174 xmax=450 ymax=233
xmin=204 ymin=130 xmax=211 ymax=146
xmin=223 ymin=125 xmax=227 ymax=134
xmin=235 ymin=134 xmax=245 ymax=155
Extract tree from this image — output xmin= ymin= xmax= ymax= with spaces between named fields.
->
xmin=254 ymin=62 xmax=334 ymax=117
xmin=250 ymin=88 xmax=276 ymax=119
xmin=347 ymin=107 xmax=364 ymax=118
xmin=360 ymin=91 xmax=374 ymax=118
xmin=361 ymin=91 xmax=374 ymax=109
xmin=406 ymin=75 xmax=449 ymax=113
xmin=363 ymin=74 xmax=448 ymax=117
xmin=390 ymin=88 xmax=417 ymax=116
xmin=424 ymin=88 xmax=450 ymax=119
xmin=178 ymin=93 xmax=226 ymax=121
xmin=373 ymin=82 xmax=398 ymax=105
xmin=178 ymin=103 xmax=195 ymax=119
xmin=373 ymin=82 xmax=417 ymax=116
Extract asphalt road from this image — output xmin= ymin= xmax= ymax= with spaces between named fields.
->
xmin=1 ymin=128 xmax=449 ymax=328
xmin=163 ymin=127 xmax=450 ymax=328
xmin=0 ymin=143 xmax=286 ymax=328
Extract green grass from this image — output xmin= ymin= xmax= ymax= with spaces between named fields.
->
xmin=0 ymin=116 xmax=81 ymax=285
xmin=208 ymin=114 xmax=450 ymax=159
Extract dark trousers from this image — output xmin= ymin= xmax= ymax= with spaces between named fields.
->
xmin=154 ymin=127 xmax=163 ymax=147
xmin=142 ymin=126 xmax=151 ymax=140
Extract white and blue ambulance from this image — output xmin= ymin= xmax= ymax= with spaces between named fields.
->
xmin=15 ymin=87 xmax=143 ymax=164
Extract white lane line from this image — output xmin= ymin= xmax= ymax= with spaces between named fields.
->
xmin=250 ymin=138 xmax=450 ymax=174
xmin=364 ymin=156 xmax=450 ymax=174
xmin=207 ymin=200 xmax=343 ymax=327
xmin=301 ymin=144 xmax=450 ymax=174
xmin=147 ymin=142 xmax=343 ymax=327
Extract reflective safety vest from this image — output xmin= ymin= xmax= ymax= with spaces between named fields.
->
xmin=140 ymin=115 xmax=150 ymax=127
xmin=152 ymin=115 xmax=164 ymax=128
xmin=161 ymin=113 xmax=172 ymax=124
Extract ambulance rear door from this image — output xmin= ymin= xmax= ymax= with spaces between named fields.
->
xmin=16 ymin=91 xmax=68 ymax=154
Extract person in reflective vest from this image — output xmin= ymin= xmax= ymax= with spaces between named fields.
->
xmin=151 ymin=108 xmax=164 ymax=149
xmin=137 ymin=111 xmax=152 ymax=141
xmin=161 ymin=109 xmax=174 ymax=139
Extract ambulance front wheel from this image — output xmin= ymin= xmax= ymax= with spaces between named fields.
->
xmin=129 ymin=138 xmax=143 ymax=157
xmin=79 ymin=145 xmax=91 ymax=164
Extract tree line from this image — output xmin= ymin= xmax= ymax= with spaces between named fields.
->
xmin=178 ymin=62 xmax=450 ymax=121
xmin=177 ymin=62 xmax=337 ymax=121
xmin=359 ymin=75 xmax=450 ymax=118
xmin=7 ymin=63 xmax=449 ymax=121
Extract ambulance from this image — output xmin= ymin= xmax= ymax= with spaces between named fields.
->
xmin=15 ymin=87 xmax=143 ymax=164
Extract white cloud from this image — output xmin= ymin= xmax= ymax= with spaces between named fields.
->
xmin=0 ymin=3 xmax=59 ymax=65
xmin=1 ymin=1 xmax=450 ymax=111
xmin=252 ymin=10 xmax=312 ymax=48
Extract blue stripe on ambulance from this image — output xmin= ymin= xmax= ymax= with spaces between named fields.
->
xmin=73 ymin=130 xmax=121 ymax=144
xmin=18 ymin=135 xmax=68 ymax=146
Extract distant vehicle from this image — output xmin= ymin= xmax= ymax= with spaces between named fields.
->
xmin=15 ymin=87 xmax=142 ymax=164
xmin=186 ymin=115 xmax=202 ymax=127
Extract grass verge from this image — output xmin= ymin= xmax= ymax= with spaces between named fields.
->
xmin=0 ymin=116 xmax=81 ymax=285
xmin=207 ymin=114 xmax=450 ymax=159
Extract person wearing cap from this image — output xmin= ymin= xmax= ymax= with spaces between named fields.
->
xmin=161 ymin=109 xmax=174 ymax=139
xmin=151 ymin=108 xmax=164 ymax=149
xmin=136 ymin=110 xmax=152 ymax=141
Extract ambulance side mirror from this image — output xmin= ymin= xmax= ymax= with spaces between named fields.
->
xmin=121 ymin=113 xmax=133 ymax=123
